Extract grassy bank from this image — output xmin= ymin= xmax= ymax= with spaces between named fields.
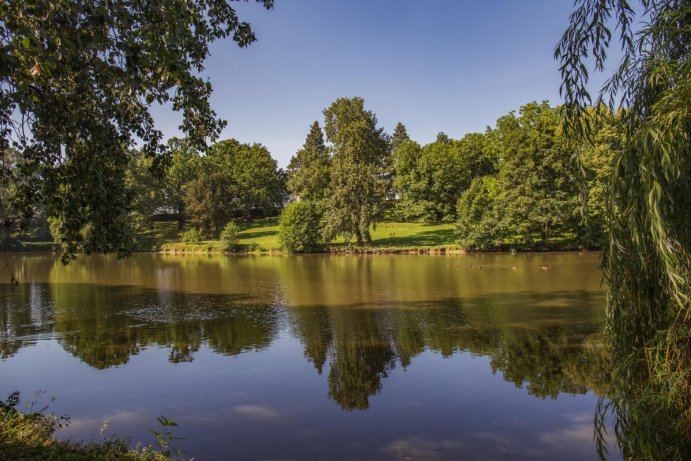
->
xmin=0 ymin=393 xmax=173 ymax=461
xmin=153 ymin=219 xmax=460 ymax=254
xmin=6 ymin=219 xmax=584 ymax=256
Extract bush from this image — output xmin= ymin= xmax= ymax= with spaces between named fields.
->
xmin=180 ymin=228 xmax=203 ymax=243
xmin=220 ymin=221 xmax=240 ymax=252
xmin=278 ymin=201 xmax=324 ymax=253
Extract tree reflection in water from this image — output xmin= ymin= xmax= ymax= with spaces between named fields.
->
xmin=0 ymin=254 xmax=610 ymax=412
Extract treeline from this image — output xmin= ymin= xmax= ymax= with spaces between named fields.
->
xmin=2 ymin=97 xmax=620 ymax=252
xmin=0 ymin=137 xmax=288 ymax=250
xmin=127 ymin=138 xmax=287 ymax=237
xmin=283 ymin=98 xmax=621 ymax=251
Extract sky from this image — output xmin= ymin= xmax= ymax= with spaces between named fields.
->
xmin=151 ymin=0 xmax=618 ymax=168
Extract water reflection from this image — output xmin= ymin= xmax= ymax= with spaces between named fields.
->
xmin=0 ymin=253 xmax=609 ymax=412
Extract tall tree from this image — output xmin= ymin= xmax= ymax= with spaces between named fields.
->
xmin=0 ymin=0 xmax=273 ymax=261
xmin=322 ymin=97 xmax=388 ymax=245
xmin=287 ymin=122 xmax=330 ymax=204
xmin=162 ymin=138 xmax=202 ymax=230
xmin=390 ymin=122 xmax=410 ymax=153
xmin=383 ymin=122 xmax=410 ymax=200
xmin=494 ymin=102 xmax=580 ymax=245
xmin=556 ymin=1 xmax=690 ymax=458
xmin=184 ymin=168 xmax=232 ymax=238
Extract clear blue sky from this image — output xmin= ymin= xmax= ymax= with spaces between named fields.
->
xmin=152 ymin=1 xmax=617 ymax=168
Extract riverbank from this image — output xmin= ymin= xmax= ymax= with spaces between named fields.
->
xmin=153 ymin=219 xmax=584 ymax=254
xmin=4 ymin=219 xmax=589 ymax=256
xmin=153 ymin=219 xmax=464 ymax=254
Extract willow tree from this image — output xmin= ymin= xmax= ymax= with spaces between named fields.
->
xmin=556 ymin=1 xmax=690 ymax=458
xmin=0 ymin=0 xmax=273 ymax=262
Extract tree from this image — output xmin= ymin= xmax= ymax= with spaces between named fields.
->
xmin=573 ymin=107 xmax=622 ymax=248
xmin=390 ymin=122 xmax=410 ymax=153
xmin=384 ymin=122 xmax=410 ymax=199
xmin=207 ymin=139 xmax=286 ymax=217
xmin=556 ymin=1 xmax=690 ymax=458
xmin=392 ymin=140 xmax=424 ymax=220
xmin=125 ymin=151 xmax=165 ymax=230
xmin=0 ymin=0 xmax=273 ymax=261
xmin=278 ymin=201 xmax=324 ymax=253
xmin=456 ymin=176 xmax=504 ymax=250
xmin=394 ymin=132 xmax=494 ymax=224
xmin=184 ymin=168 xmax=231 ymax=238
xmin=162 ymin=138 xmax=202 ymax=230
xmin=322 ymin=97 xmax=388 ymax=245
xmin=287 ymin=122 xmax=330 ymax=204
xmin=493 ymin=102 xmax=580 ymax=246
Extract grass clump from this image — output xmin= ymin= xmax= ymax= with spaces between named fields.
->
xmin=219 ymin=220 xmax=241 ymax=252
xmin=0 ymin=392 xmax=178 ymax=461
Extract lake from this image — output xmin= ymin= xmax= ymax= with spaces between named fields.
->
xmin=0 ymin=253 xmax=613 ymax=460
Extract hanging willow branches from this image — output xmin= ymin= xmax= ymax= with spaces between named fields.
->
xmin=556 ymin=0 xmax=690 ymax=459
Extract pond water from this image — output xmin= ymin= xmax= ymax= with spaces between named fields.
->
xmin=0 ymin=253 xmax=613 ymax=460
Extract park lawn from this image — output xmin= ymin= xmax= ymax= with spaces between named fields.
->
xmin=235 ymin=220 xmax=458 ymax=251
xmin=154 ymin=219 xmax=458 ymax=253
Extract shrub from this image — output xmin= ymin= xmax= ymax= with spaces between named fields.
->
xmin=278 ymin=201 xmax=324 ymax=253
xmin=180 ymin=228 xmax=203 ymax=243
xmin=220 ymin=221 xmax=240 ymax=252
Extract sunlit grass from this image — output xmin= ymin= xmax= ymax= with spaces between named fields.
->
xmin=154 ymin=219 xmax=459 ymax=253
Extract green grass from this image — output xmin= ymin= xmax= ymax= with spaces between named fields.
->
xmin=154 ymin=219 xmax=459 ymax=254
xmin=0 ymin=393 xmax=174 ymax=461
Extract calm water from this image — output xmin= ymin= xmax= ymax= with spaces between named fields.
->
xmin=0 ymin=253 xmax=613 ymax=460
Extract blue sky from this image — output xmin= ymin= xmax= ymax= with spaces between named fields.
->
xmin=152 ymin=1 xmax=617 ymax=168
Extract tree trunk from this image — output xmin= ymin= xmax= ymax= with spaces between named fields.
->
xmin=354 ymin=227 xmax=363 ymax=246
xmin=362 ymin=227 xmax=372 ymax=246
xmin=542 ymin=221 xmax=549 ymax=244
xmin=177 ymin=204 xmax=185 ymax=230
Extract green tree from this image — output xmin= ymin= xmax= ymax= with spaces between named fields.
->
xmin=287 ymin=122 xmax=330 ymax=204
xmin=220 ymin=220 xmax=240 ymax=252
xmin=162 ymin=138 xmax=202 ymax=230
xmin=394 ymin=133 xmax=493 ymax=224
xmin=184 ymin=168 xmax=231 ymax=238
xmin=125 ymin=151 xmax=165 ymax=230
xmin=392 ymin=140 xmax=424 ymax=220
xmin=322 ymin=97 xmax=388 ymax=245
xmin=384 ymin=122 xmax=409 ymax=200
xmin=0 ymin=0 xmax=273 ymax=261
xmin=456 ymin=176 xmax=504 ymax=250
xmin=574 ymin=107 xmax=622 ymax=248
xmin=494 ymin=102 xmax=580 ymax=246
xmin=208 ymin=139 xmax=286 ymax=217
xmin=390 ymin=122 xmax=410 ymax=153
xmin=556 ymin=1 xmax=690 ymax=458
xmin=278 ymin=201 xmax=324 ymax=253
xmin=0 ymin=148 xmax=50 ymax=247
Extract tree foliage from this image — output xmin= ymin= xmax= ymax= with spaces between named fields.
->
xmin=278 ymin=201 xmax=324 ymax=253
xmin=162 ymin=138 xmax=202 ymax=229
xmin=394 ymin=131 xmax=495 ymax=224
xmin=287 ymin=121 xmax=330 ymax=204
xmin=322 ymin=97 xmax=388 ymax=245
xmin=494 ymin=102 xmax=580 ymax=245
xmin=182 ymin=139 xmax=286 ymax=237
xmin=556 ymin=1 xmax=690 ymax=458
xmin=390 ymin=122 xmax=410 ymax=154
xmin=0 ymin=0 xmax=273 ymax=261
xmin=207 ymin=139 xmax=287 ymax=217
